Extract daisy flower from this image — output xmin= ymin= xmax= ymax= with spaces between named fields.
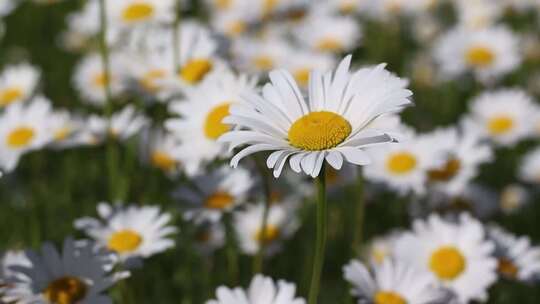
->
xmin=0 ymin=96 xmax=53 ymax=173
xmin=219 ymin=55 xmax=413 ymax=178
xmin=434 ymin=25 xmax=521 ymax=83
xmin=455 ymin=0 xmax=502 ymax=30
xmin=234 ymin=203 xmax=299 ymax=256
xmin=343 ymin=259 xmax=450 ymax=304
xmin=231 ymin=35 xmax=293 ymax=75
xmin=283 ymin=50 xmax=336 ymax=89
xmin=488 ymin=225 xmax=540 ymax=282
xmin=0 ymin=63 xmax=40 ymax=108
xmin=47 ymin=110 xmax=88 ymax=149
xmin=174 ymin=165 xmax=253 ymax=223
xmin=394 ymin=213 xmax=497 ymax=303
xmin=519 ymin=146 xmax=540 ymax=184
xmin=364 ymin=231 xmax=401 ymax=266
xmin=206 ymin=274 xmax=305 ymax=304
xmin=107 ymin=0 xmax=175 ymax=28
xmin=141 ymin=129 xmax=181 ymax=176
xmin=193 ymin=222 xmax=225 ymax=255
xmin=1 ymin=238 xmax=126 ymax=304
xmin=74 ymin=202 xmax=177 ymax=262
xmin=464 ymin=89 xmax=536 ymax=146
xmin=165 ymin=71 xmax=258 ymax=174
xmin=0 ymin=0 xmax=18 ymax=17
xmin=294 ymin=14 xmax=361 ymax=54
xmin=0 ymin=250 xmax=30 ymax=288
xmin=127 ymin=51 xmax=175 ymax=100
xmin=73 ymin=53 xmax=126 ymax=106
xmin=86 ymin=105 xmax=148 ymax=143
xmin=499 ymin=184 xmax=528 ymax=214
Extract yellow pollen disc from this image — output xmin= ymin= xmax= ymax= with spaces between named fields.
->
xmin=0 ymin=87 xmax=24 ymax=106
xmin=107 ymin=230 xmax=143 ymax=253
xmin=179 ymin=59 xmax=213 ymax=84
xmin=122 ymin=2 xmax=155 ymax=22
xmin=227 ymin=21 xmax=246 ymax=36
xmin=429 ymin=246 xmax=466 ymax=281
xmin=141 ymin=69 xmax=167 ymax=92
xmin=386 ymin=152 xmax=417 ymax=175
xmin=205 ymin=191 xmax=234 ymax=210
xmin=466 ymin=46 xmax=495 ymax=67
xmin=204 ymin=103 xmax=231 ymax=140
xmin=487 ymin=115 xmax=514 ymax=135
xmin=151 ymin=151 xmax=176 ymax=172
xmin=293 ymin=68 xmax=310 ymax=87
xmin=428 ymin=158 xmax=461 ymax=182
xmin=54 ymin=127 xmax=72 ymax=141
xmin=316 ymin=38 xmax=343 ymax=52
xmin=44 ymin=277 xmax=87 ymax=304
xmin=253 ymin=56 xmax=274 ymax=71
xmin=6 ymin=126 xmax=35 ymax=148
xmin=374 ymin=291 xmax=407 ymax=304
xmin=497 ymin=258 xmax=518 ymax=278
xmin=255 ymin=225 xmax=280 ymax=244
xmin=288 ymin=111 xmax=351 ymax=151
xmin=92 ymin=72 xmax=110 ymax=88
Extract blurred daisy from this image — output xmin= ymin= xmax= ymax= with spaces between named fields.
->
xmin=0 ymin=0 xmax=18 ymax=17
xmin=294 ymin=14 xmax=361 ymax=54
xmin=1 ymin=238 xmax=126 ymax=304
xmin=107 ymin=0 xmax=175 ymax=28
xmin=499 ymin=184 xmax=528 ymax=214
xmin=394 ymin=213 xmax=497 ymax=303
xmin=455 ymin=0 xmax=502 ymax=30
xmin=0 ymin=63 xmax=40 ymax=108
xmin=343 ymin=259 xmax=449 ymax=304
xmin=364 ymin=231 xmax=401 ymax=266
xmin=232 ymin=35 xmax=292 ymax=75
xmin=465 ymin=89 xmax=536 ymax=146
xmin=0 ymin=97 xmax=53 ymax=173
xmin=175 ymin=165 xmax=253 ymax=223
xmin=0 ymin=250 xmax=30 ymax=289
xmin=234 ymin=203 xmax=299 ymax=256
xmin=220 ymin=56 xmax=413 ymax=178
xmin=166 ymin=71 xmax=257 ymax=174
xmin=47 ymin=110 xmax=88 ymax=149
xmin=73 ymin=53 xmax=126 ymax=106
xmin=193 ymin=222 xmax=225 ymax=255
xmin=75 ymin=202 xmax=177 ymax=262
xmin=142 ymin=129 xmax=181 ymax=176
xmin=434 ymin=25 xmax=520 ymax=83
xmin=488 ymin=225 xmax=540 ymax=282
xmin=519 ymin=147 xmax=540 ymax=184
xmin=283 ymin=50 xmax=335 ymax=89
xmin=86 ymin=105 xmax=148 ymax=143
xmin=206 ymin=274 xmax=305 ymax=304
xmin=422 ymin=127 xmax=493 ymax=196
xmin=128 ymin=51 xmax=175 ymax=100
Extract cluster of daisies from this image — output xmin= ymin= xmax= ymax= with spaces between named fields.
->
xmin=1 ymin=0 xmax=540 ymax=303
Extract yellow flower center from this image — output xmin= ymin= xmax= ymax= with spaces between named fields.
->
xmin=371 ymin=248 xmax=388 ymax=265
xmin=466 ymin=46 xmax=495 ymax=67
xmin=487 ymin=115 xmax=514 ymax=135
xmin=54 ymin=127 xmax=72 ymax=141
xmin=92 ymin=72 xmax=110 ymax=88
xmin=288 ymin=111 xmax=351 ymax=151
xmin=179 ymin=59 xmax=213 ymax=84
xmin=429 ymin=246 xmax=466 ymax=281
xmin=141 ymin=69 xmax=167 ymax=92
xmin=340 ymin=2 xmax=357 ymax=14
xmin=255 ymin=225 xmax=280 ymax=244
xmin=122 ymin=2 xmax=155 ymax=22
xmin=6 ymin=126 xmax=35 ymax=148
xmin=227 ymin=21 xmax=246 ymax=36
xmin=374 ymin=291 xmax=407 ymax=304
xmin=293 ymin=68 xmax=310 ymax=87
xmin=44 ymin=277 xmax=87 ymax=304
xmin=428 ymin=158 xmax=461 ymax=182
xmin=151 ymin=151 xmax=176 ymax=172
xmin=205 ymin=191 xmax=234 ymax=210
xmin=316 ymin=38 xmax=343 ymax=52
xmin=107 ymin=230 xmax=143 ymax=253
xmin=386 ymin=152 xmax=417 ymax=175
xmin=0 ymin=87 xmax=24 ymax=106
xmin=254 ymin=55 xmax=275 ymax=71
xmin=264 ymin=0 xmax=279 ymax=15
xmin=204 ymin=103 xmax=231 ymax=140
xmin=497 ymin=258 xmax=518 ymax=278
xmin=215 ymin=0 xmax=232 ymax=10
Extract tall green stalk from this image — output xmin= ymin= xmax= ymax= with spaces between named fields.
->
xmin=253 ymin=157 xmax=272 ymax=274
xmin=308 ymin=164 xmax=328 ymax=304
xmin=351 ymin=167 xmax=365 ymax=256
xmin=224 ymin=213 xmax=239 ymax=285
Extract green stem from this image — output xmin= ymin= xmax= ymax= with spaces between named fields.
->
xmin=308 ymin=164 xmax=328 ymax=304
xmin=253 ymin=157 xmax=272 ymax=274
xmin=351 ymin=167 xmax=365 ymax=256
xmin=224 ymin=213 xmax=239 ymax=285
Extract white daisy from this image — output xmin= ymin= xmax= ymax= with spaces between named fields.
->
xmin=219 ymin=55 xmax=413 ymax=178
xmin=343 ymin=259 xmax=450 ymax=304
xmin=454 ymin=0 xmax=502 ymax=30
xmin=174 ymin=165 xmax=253 ymax=223
xmin=394 ymin=213 xmax=497 ymax=303
xmin=283 ymin=50 xmax=336 ymax=89
xmin=519 ymin=146 xmax=540 ymax=184
xmin=0 ymin=250 xmax=30 ymax=288
xmin=165 ymin=70 xmax=258 ymax=174
xmin=231 ymin=35 xmax=293 ymax=75
xmin=206 ymin=274 xmax=305 ymax=304
xmin=74 ymin=202 xmax=177 ymax=262
xmin=86 ymin=105 xmax=148 ymax=143
xmin=434 ymin=25 xmax=521 ymax=83
xmin=107 ymin=0 xmax=175 ymax=28
xmin=364 ymin=231 xmax=401 ymax=266
xmin=47 ymin=110 xmax=88 ymax=149
xmin=193 ymin=222 xmax=225 ymax=255
xmin=127 ymin=51 xmax=175 ymax=100
xmin=234 ymin=203 xmax=299 ymax=256
xmin=464 ymin=89 xmax=536 ymax=146
xmin=488 ymin=225 xmax=540 ymax=282
xmin=141 ymin=129 xmax=181 ymax=176
xmin=1 ymin=238 xmax=126 ymax=304
xmin=0 ymin=63 xmax=40 ymax=108
xmin=499 ymin=184 xmax=529 ymax=214
xmin=0 ymin=96 xmax=53 ymax=173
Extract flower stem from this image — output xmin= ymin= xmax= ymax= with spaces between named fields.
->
xmin=308 ymin=164 xmax=328 ymax=304
xmin=224 ymin=213 xmax=239 ymax=285
xmin=352 ymin=167 xmax=365 ymax=256
xmin=253 ymin=157 xmax=272 ymax=274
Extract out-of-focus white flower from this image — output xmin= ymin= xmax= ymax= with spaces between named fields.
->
xmin=0 ymin=63 xmax=40 ymax=108
xmin=519 ymin=146 xmax=540 ymax=184
xmin=86 ymin=105 xmax=148 ymax=143
xmin=455 ymin=0 xmax=503 ymax=30
xmin=231 ymin=35 xmax=293 ymax=75
xmin=499 ymin=184 xmax=528 ymax=214
xmin=141 ymin=129 xmax=182 ymax=176
xmin=107 ymin=0 xmax=176 ymax=28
